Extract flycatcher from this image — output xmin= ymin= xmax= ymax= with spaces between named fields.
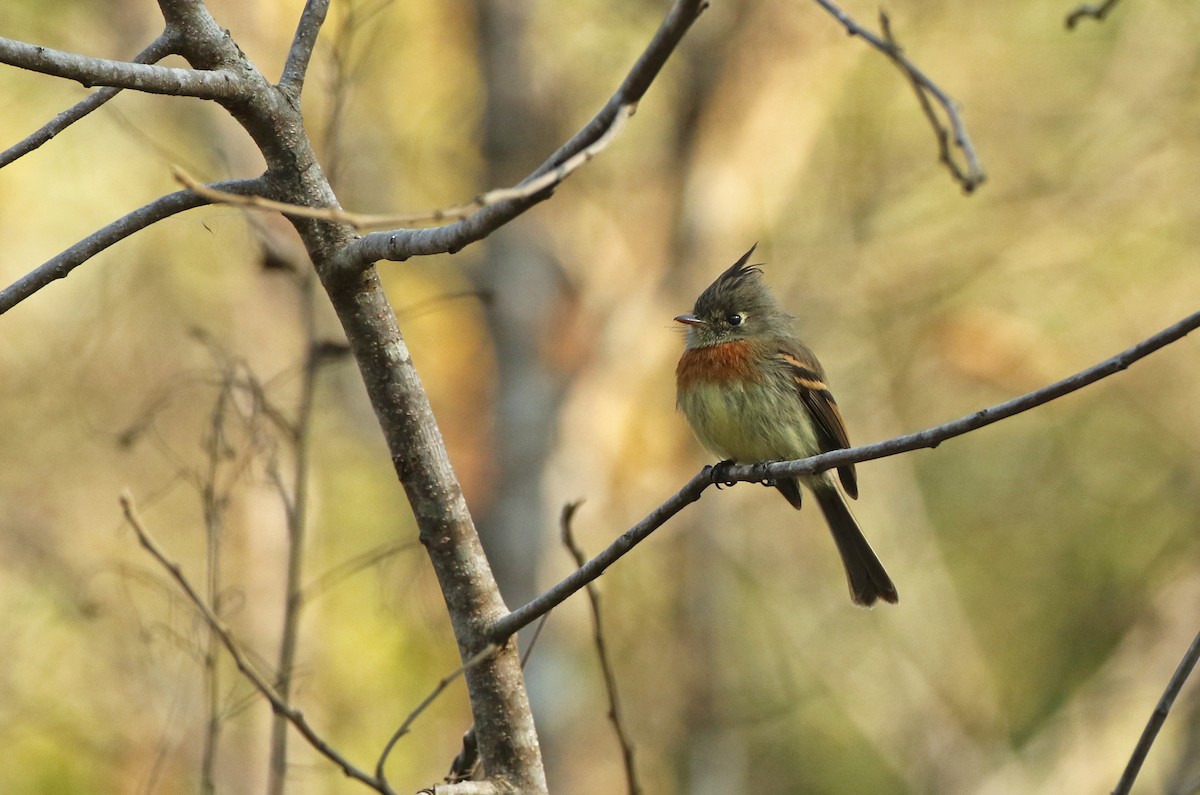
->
xmin=674 ymin=245 xmax=898 ymax=606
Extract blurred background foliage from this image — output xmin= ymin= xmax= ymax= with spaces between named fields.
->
xmin=2 ymin=0 xmax=1200 ymax=792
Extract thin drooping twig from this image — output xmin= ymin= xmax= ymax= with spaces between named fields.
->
xmin=375 ymin=644 xmax=499 ymax=792
xmin=1112 ymin=629 xmax=1200 ymax=795
xmin=489 ymin=305 xmax=1200 ymax=641
xmin=279 ymin=0 xmax=331 ymax=94
xmin=0 ymin=35 xmax=243 ymax=98
xmin=329 ymin=0 xmax=707 ymax=272
xmin=0 ymin=178 xmax=266 ymax=314
xmin=171 ymin=104 xmax=636 ymax=230
xmin=560 ymin=502 xmax=642 ymax=795
xmin=811 ymin=0 xmax=985 ymax=193
xmin=118 ymin=493 xmax=392 ymax=794
xmin=0 ymin=34 xmax=177 ymax=168
xmin=1066 ymin=0 xmax=1123 ymax=29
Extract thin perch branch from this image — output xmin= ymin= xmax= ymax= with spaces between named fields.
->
xmin=118 ymin=492 xmax=392 ymax=794
xmin=489 ymin=305 xmax=1200 ymax=641
xmin=1112 ymin=628 xmax=1200 ymax=795
xmin=811 ymin=0 xmax=985 ymax=193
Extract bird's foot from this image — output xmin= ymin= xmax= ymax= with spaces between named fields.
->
xmin=708 ymin=459 xmax=737 ymax=489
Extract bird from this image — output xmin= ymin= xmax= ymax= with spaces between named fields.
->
xmin=674 ymin=244 xmax=898 ymax=606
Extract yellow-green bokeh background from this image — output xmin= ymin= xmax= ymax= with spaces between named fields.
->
xmin=3 ymin=0 xmax=1200 ymax=792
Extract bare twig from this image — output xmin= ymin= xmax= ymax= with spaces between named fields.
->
xmin=490 ymin=305 xmax=1200 ymax=641
xmin=279 ymin=0 xmax=331 ymax=94
xmin=1066 ymin=0 xmax=1123 ymax=29
xmin=118 ymin=492 xmax=391 ymax=793
xmin=811 ymin=1 xmax=985 ymax=193
xmin=375 ymin=644 xmax=499 ymax=791
xmin=171 ymin=105 xmax=635 ymax=230
xmin=0 ymin=34 xmax=177 ymax=168
xmin=0 ymin=179 xmax=266 ymax=314
xmin=0 ymin=36 xmax=243 ymax=98
xmin=560 ymin=502 xmax=641 ymax=795
xmin=1112 ymin=629 xmax=1200 ymax=795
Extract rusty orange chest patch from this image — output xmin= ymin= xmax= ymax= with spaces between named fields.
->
xmin=675 ymin=340 xmax=764 ymax=388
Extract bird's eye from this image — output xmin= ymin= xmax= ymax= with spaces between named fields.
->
xmin=726 ymin=313 xmax=745 ymax=327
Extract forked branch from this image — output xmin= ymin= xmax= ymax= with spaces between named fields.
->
xmin=328 ymin=0 xmax=708 ymax=273
xmin=812 ymin=0 xmax=985 ymax=193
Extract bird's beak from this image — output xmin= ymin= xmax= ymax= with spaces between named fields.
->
xmin=674 ymin=314 xmax=705 ymax=327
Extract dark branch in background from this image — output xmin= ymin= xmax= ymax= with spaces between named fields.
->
xmin=0 ymin=35 xmax=244 ymax=98
xmin=279 ymin=0 xmax=331 ymax=95
xmin=329 ymin=0 xmax=708 ymax=273
xmin=1066 ymin=0 xmax=1123 ymax=29
xmin=560 ymin=503 xmax=642 ymax=795
xmin=119 ymin=493 xmax=391 ymax=794
xmin=490 ymin=305 xmax=1200 ymax=641
xmin=1113 ymin=629 xmax=1200 ymax=795
xmin=0 ymin=178 xmax=266 ymax=314
xmin=811 ymin=0 xmax=986 ymax=193
xmin=0 ymin=34 xmax=177 ymax=168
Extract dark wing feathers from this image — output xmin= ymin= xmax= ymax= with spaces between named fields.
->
xmin=777 ymin=350 xmax=859 ymax=499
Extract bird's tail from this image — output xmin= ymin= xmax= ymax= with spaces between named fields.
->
xmin=813 ymin=486 xmax=898 ymax=607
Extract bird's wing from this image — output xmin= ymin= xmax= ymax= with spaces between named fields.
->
xmin=776 ymin=348 xmax=859 ymax=499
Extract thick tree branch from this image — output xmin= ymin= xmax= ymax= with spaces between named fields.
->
xmin=0 ymin=34 xmax=177 ymax=168
xmin=490 ymin=306 xmax=1200 ymax=641
xmin=812 ymin=1 xmax=985 ymax=193
xmin=0 ymin=178 xmax=267 ymax=315
xmin=0 ymin=36 xmax=245 ymax=98
xmin=316 ymin=263 xmax=548 ymax=792
xmin=327 ymin=0 xmax=707 ymax=274
xmin=1113 ymin=628 xmax=1200 ymax=795
xmin=279 ymin=0 xmax=331 ymax=96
